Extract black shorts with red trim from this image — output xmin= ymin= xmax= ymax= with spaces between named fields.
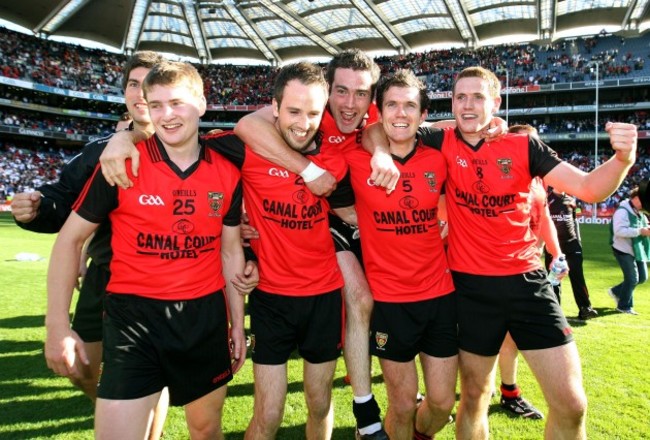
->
xmin=370 ymin=293 xmax=458 ymax=362
xmin=453 ymin=270 xmax=574 ymax=356
xmin=98 ymin=290 xmax=232 ymax=406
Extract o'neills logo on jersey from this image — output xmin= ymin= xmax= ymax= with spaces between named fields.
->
xmin=496 ymin=158 xmax=513 ymax=179
xmin=424 ymin=171 xmax=438 ymax=192
xmin=208 ymin=192 xmax=224 ymax=217
xmin=268 ymin=167 xmax=290 ymax=178
xmin=139 ymin=194 xmax=165 ymax=206
xmin=375 ymin=332 xmax=388 ymax=350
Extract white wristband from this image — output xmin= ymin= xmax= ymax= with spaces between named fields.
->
xmin=299 ymin=161 xmax=326 ymax=183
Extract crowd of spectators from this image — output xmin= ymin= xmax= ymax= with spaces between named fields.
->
xmin=0 ymin=140 xmax=75 ymax=201
xmin=552 ymin=147 xmax=650 ymax=212
xmin=2 ymin=26 xmax=650 ymax=105
xmin=1 ymin=25 xmax=649 ymax=210
xmin=0 ymin=28 xmax=125 ymax=95
xmin=0 ymin=109 xmax=113 ymax=137
xmin=1 ymin=138 xmax=648 ymax=214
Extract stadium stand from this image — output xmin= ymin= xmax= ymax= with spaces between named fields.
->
xmin=0 ymin=26 xmax=649 ymax=214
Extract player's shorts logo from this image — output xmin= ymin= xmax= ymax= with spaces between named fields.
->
xmin=375 ymin=331 xmax=388 ymax=349
xmin=208 ymin=192 xmax=224 ymax=217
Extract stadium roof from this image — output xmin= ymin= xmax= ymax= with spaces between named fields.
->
xmin=1 ymin=0 xmax=649 ymax=64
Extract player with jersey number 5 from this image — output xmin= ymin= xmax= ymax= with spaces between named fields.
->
xmin=363 ymin=65 xmax=637 ymax=439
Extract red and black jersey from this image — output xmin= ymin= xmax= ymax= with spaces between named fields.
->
xmin=204 ymin=132 xmax=352 ymax=296
xmin=344 ymin=140 xmax=454 ymax=302
xmin=419 ymin=127 xmax=561 ymax=275
xmin=73 ymin=135 xmax=242 ymax=300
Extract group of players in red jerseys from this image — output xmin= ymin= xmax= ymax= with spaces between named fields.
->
xmin=13 ymin=47 xmax=637 ymax=439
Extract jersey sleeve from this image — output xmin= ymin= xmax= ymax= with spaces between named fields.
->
xmin=72 ymin=163 xmax=118 ymax=224
xmin=202 ymin=132 xmax=245 ymax=169
xmin=223 ymin=179 xmax=243 ymax=227
xmin=17 ymin=138 xmax=108 ymax=232
xmin=416 ymin=126 xmax=445 ymax=150
xmin=529 ymin=136 xmax=562 ymax=178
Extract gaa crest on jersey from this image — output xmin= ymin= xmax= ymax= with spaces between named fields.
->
xmin=424 ymin=171 xmax=438 ymax=192
xmin=496 ymin=158 xmax=513 ymax=179
xmin=375 ymin=331 xmax=388 ymax=350
xmin=208 ymin=192 xmax=224 ymax=217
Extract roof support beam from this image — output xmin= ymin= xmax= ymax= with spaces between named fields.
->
xmin=182 ymin=0 xmax=211 ymax=61
xmin=443 ymin=0 xmax=478 ymax=46
xmin=35 ymin=0 xmax=92 ymax=35
xmin=125 ymin=0 xmax=152 ymax=52
xmin=260 ymin=0 xmax=340 ymax=56
xmin=353 ymin=0 xmax=411 ymax=53
xmin=223 ymin=2 xmax=281 ymax=64
xmin=623 ymin=0 xmax=650 ymax=31
xmin=539 ymin=0 xmax=556 ymax=40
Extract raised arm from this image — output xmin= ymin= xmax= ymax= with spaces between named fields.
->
xmin=220 ymin=224 xmax=249 ymax=374
xmin=98 ymin=129 xmax=150 ymax=189
xmin=544 ymin=122 xmax=637 ymax=202
xmin=234 ymin=107 xmax=336 ymax=196
xmin=45 ymin=212 xmax=98 ymax=379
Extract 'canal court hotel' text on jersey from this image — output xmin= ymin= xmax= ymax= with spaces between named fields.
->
xmin=203 ymin=131 xmax=354 ymax=296
xmin=344 ymin=139 xmax=454 ymax=303
xmin=419 ymin=127 xmax=562 ymax=275
xmin=73 ymin=135 xmax=242 ymax=299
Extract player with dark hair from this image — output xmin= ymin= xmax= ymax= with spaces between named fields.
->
xmin=97 ymin=61 xmax=356 ymax=439
xmin=100 ymin=48 xmax=388 ymax=439
xmin=343 ymin=69 xmax=457 ymax=440
xmin=45 ymin=60 xmax=253 ymax=439
xmin=364 ymin=65 xmax=637 ymax=439
xmin=10 ymin=51 xmax=172 ymax=438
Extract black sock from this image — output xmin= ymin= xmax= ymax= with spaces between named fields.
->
xmin=352 ymin=397 xmax=381 ymax=429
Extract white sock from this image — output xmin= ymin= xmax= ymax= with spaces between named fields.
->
xmin=353 ymin=393 xmax=373 ymax=404
xmin=358 ymin=422 xmax=382 ymax=435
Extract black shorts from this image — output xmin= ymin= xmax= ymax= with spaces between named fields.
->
xmin=98 ymin=291 xmax=232 ymax=406
xmin=71 ymin=261 xmax=109 ymax=343
xmin=370 ymin=293 xmax=458 ymax=362
xmin=329 ymin=213 xmax=363 ymax=264
xmin=249 ymin=288 xmax=342 ymax=365
xmin=453 ymin=270 xmax=573 ymax=356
